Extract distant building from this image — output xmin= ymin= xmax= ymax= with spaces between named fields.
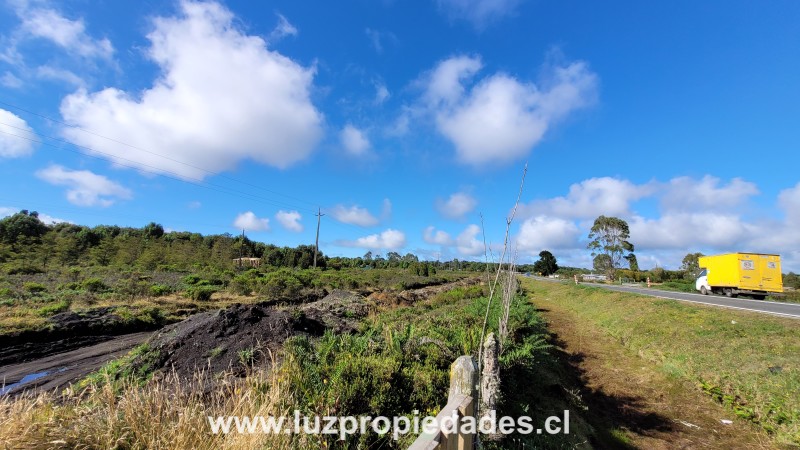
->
xmin=233 ymin=257 xmax=261 ymax=268
xmin=582 ymin=273 xmax=607 ymax=281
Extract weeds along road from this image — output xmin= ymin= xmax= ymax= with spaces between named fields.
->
xmin=532 ymin=277 xmax=800 ymax=319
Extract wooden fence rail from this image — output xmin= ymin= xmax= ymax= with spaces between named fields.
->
xmin=408 ymin=355 xmax=477 ymax=450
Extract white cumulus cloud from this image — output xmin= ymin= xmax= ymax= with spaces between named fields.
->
xmin=455 ymin=224 xmax=484 ymax=256
xmin=340 ymin=229 xmax=406 ymax=250
xmin=660 ymin=176 xmax=758 ymax=212
xmin=35 ymin=165 xmax=132 ymax=207
xmin=0 ymin=108 xmax=36 ymax=158
xmin=519 ymin=177 xmax=651 ymax=220
xmin=340 ymin=125 xmax=370 ymax=155
xmin=59 ymin=0 xmax=323 ymax=180
xmin=516 ymin=215 xmax=581 ymax=252
xmin=423 ymin=55 xmax=597 ymax=166
xmin=275 ymin=210 xmax=303 ymax=232
xmin=436 ymin=191 xmax=477 ymax=219
xmin=233 ymin=211 xmax=270 ymax=232
xmin=424 ymin=226 xmax=454 ymax=245
xmin=329 ymin=200 xmax=390 ymax=227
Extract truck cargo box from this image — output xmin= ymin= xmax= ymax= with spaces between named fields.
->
xmin=698 ymin=253 xmax=782 ymax=294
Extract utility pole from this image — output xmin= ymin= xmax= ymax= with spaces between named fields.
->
xmin=313 ymin=208 xmax=324 ymax=268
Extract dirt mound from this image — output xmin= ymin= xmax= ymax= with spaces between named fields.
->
xmin=367 ymin=277 xmax=482 ymax=306
xmin=300 ymin=289 xmax=374 ymax=333
xmin=139 ymin=303 xmax=322 ymax=379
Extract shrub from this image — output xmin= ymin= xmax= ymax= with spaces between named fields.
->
xmin=82 ymin=278 xmax=108 ymax=293
xmin=23 ymin=282 xmax=48 ymax=294
xmin=149 ymin=284 xmax=173 ymax=297
xmin=185 ymin=286 xmax=216 ymax=301
xmin=182 ymin=274 xmax=202 ymax=285
xmin=0 ymin=287 xmax=15 ymax=299
xmin=36 ymin=299 xmax=70 ymax=316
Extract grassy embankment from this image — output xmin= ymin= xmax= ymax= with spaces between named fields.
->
xmin=525 ymin=278 xmax=800 ymax=446
xmin=1 ymin=277 xmax=589 ymax=449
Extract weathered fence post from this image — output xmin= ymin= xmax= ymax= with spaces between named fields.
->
xmin=480 ymin=333 xmax=501 ymax=441
xmin=409 ymin=355 xmax=477 ymax=450
xmin=449 ymin=356 xmax=477 ymax=450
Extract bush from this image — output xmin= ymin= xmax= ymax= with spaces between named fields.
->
xmin=36 ymin=299 xmax=70 ymax=316
xmin=23 ymin=282 xmax=48 ymax=294
xmin=182 ymin=274 xmax=202 ymax=285
xmin=149 ymin=284 xmax=173 ymax=297
xmin=185 ymin=286 xmax=216 ymax=301
xmin=82 ymin=278 xmax=108 ymax=293
xmin=0 ymin=287 xmax=15 ymax=299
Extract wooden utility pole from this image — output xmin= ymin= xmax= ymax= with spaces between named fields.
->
xmin=313 ymin=208 xmax=324 ymax=268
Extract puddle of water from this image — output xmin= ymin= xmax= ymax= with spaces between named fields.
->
xmin=0 ymin=367 xmax=68 ymax=395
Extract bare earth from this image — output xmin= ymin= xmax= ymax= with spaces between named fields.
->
xmin=0 ymin=332 xmax=151 ymax=396
xmin=535 ymin=297 xmax=778 ymax=450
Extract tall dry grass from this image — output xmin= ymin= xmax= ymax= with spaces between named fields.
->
xmin=0 ymin=362 xmax=320 ymax=450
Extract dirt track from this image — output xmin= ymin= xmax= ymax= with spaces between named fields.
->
xmin=0 ymin=332 xmax=151 ymax=396
xmin=535 ymin=297 xmax=775 ymax=449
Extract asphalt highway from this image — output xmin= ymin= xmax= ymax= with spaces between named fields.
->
xmin=533 ymin=277 xmax=800 ymax=319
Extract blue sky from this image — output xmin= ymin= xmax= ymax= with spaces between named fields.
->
xmin=1 ymin=0 xmax=799 ymax=271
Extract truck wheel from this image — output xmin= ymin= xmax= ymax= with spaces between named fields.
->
xmin=700 ymin=286 xmax=708 ymax=295
xmin=724 ymin=288 xmax=733 ymax=297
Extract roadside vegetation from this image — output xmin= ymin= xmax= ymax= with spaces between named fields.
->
xmin=525 ymin=278 xmax=800 ymax=446
xmin=0 ymin=279 xmax=591 ymax=449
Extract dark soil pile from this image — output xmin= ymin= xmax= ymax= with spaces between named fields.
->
xmin=139 ymin=290 xmax=373 ymax=379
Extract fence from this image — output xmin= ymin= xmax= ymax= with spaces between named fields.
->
xmin=408 ymin=355 xmax=477 ymax=450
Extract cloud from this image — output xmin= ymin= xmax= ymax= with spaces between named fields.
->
xmin=339 ymin=228 xmax=406 ymax=250
xmin=516 ymin=215 xmax=581 ymax=252
xmin=1 ymin=71 xmax=23 ymax=89
xmin=187 ymin=200 xmax=201 ymax=209
xmin=0 ymin=108 xmax=36 ymax=158
xmin=423 ymin=224 xmax=485 ymax=256
xmin=36 ymin=65 xmax=85 ymax=87
xmin=365 ymin=28 xmax=397 ymax=54
xmin=275 ymin=210 xmax=303 ymax=232
xmin=629 ymin=213 xmax=753 ymax=250
xmin=16 ymin=5 xmax=113 ymax=59
xmin=233 ymin=211 xmax=270 ymax=232
xmin=59 ymin=0 xmax=323 ymax=180
xmin=437 ymin=191 xmax=477 ymax=219
xmin=422 ymin=55 xmax=598 ymax=166
xmin=329 ymin=200 xmax=390 ymax=226
xmin=424 ymin=226 xmax=454 ymax=245
xmin=519 ymin=177 xmax=651 ymax=219
xmin=778 ymin=182 xmax=800 ymax=224
xmin=340 ymin=125 xmax=370 ymax=155
xmin=35 ymin=165 xmax=132 ymax=207
xmin=455 ymin=224 xmax=484 ymax=256
xmin=269 ymin=13 xmax=298 ymax=42
xmin=374 ymin=81 xmax=390 ymax=105
xmin=436 ymin=0 xmax=523 ymax=29
xmin=660 ymin=176 xmax=758 ymax=212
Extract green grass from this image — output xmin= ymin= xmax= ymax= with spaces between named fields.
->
xmin=525 ymin=278 xmax=800 ymax=446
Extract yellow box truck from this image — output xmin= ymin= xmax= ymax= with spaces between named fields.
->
xmin=695 ymin=253 xmax=783 ymax=299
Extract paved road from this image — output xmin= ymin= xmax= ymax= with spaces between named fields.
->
xmin=532 ymin=277 xmax=800 ymax=319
